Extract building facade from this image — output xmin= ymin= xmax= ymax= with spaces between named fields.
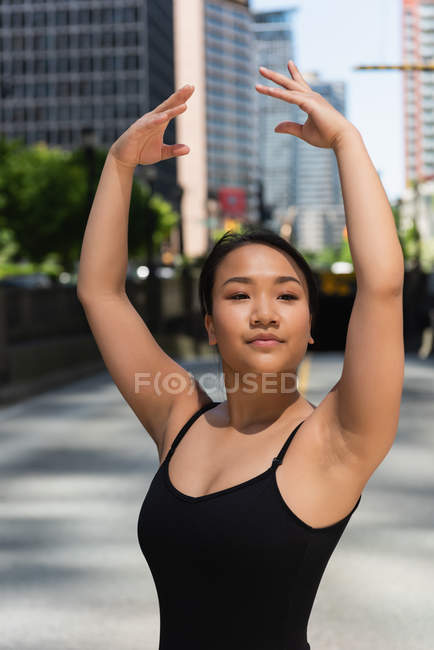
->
xmin=402 ymin=0 xmax=434 ymax=185
xmin=175 ymin=0 xmax=260 ymax=257
xmin=291 ymin=73 xmax=347 ymax=251
xmin=252 ymin=8 xmax=298 ymax=226
xmin=205 ymin=0 xmax=259 ymax=221
xmin=0 ymin=1 xmax=179 ymax=211
xmin=251 ymin=9 xmax=348 ymax=252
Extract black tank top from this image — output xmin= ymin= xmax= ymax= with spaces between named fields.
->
xmin=137 ymin=401 xmax=362 ymax=650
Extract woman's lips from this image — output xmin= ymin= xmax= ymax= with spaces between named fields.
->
xmin=248 ymin=339 xmax=282 ymax=347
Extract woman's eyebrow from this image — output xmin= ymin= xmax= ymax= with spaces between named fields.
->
xmin=221 ymin=275 xmax=302 ymax=288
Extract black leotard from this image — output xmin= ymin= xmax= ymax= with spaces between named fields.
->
xmin=137 ymin=401 xmax=362 ymax=650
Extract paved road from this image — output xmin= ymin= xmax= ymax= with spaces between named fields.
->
xmin=0 ymin=352 xmax=433 ymax=650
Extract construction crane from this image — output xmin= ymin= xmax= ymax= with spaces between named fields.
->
xmin=354 ymin=62 xmax=434 ymax=71
xmin=353 ymin=59 xmax=434 ymax=185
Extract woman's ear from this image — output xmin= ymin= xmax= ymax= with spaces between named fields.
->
xmin=308 ymin=314 xmax=314 ymax=344
xmin=204 ymin=313 xmax=217 ymax=345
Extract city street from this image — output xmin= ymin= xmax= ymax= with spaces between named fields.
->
xmin=0 ymin=352 xmax=433 ymax=650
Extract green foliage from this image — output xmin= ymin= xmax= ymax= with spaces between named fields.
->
xmin=392 ymin=199 xmax=434 ymax=272
xmin=0 ymin=138 xmax=87 ymax=271
xmin=298 ymin=244 xmax=347 ymax=271
xmin=0 ymin=135 xmax=180 ymax=275
xmin=401 ymin=217 xmax=422 ymax=268
xmin=0 ymin=227 xmax=19 ymax=265
xmin=128 ymin=180 xmax=179 ymax=260
xmin=337 ymin=237 xmax=353 ymax=264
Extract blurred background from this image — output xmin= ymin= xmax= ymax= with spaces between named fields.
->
xmin=0 ymin=1 xmax=433 ymax=649
xmin=0 ymin=0 xmax=433 ymax=402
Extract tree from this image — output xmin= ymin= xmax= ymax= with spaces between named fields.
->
xmin=0 ymin=136 xmax=179 ymax=274
xmin=0 ymin=137 xmax=87 ymax=271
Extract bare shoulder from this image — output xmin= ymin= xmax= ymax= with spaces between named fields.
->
xmin=159 ymin=381 xmax=216 ymax=463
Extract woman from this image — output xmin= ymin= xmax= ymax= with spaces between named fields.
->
xmin=77 ymin=61 xmax=405 ymax=650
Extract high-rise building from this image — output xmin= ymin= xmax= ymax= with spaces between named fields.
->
xmin=174 ymin=0 xmax=259 ymax=257
xmin=291 ymin=72 xmax=347 ymax=252
xmin=402 ymin=0 xmax=434 ymax=184
xmin=252 ymin=10 xmax=347 ymax=251
xmin=252 ymin=8 xmax=298 ymax=225
xmin=0 ymin=1 xmax=179 ymax=207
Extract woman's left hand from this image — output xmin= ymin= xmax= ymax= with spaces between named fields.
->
xmin=256 ymin=61 xmax=357 ymax=149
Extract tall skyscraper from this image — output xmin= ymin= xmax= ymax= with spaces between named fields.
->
xmin=402 ymin=0 xmax=434 ymax=185
xmin=291 ymin=72 xmax=347 ymax=251
xmin=252 ymin=8 xmax=298 ymax=225
xmin=174 ymin=0 xmax=259 ymax=257
xmin=252 ymin=10 xmax=347 ymax=251
xmin=0 ymin=1 xmax=178 ymax=204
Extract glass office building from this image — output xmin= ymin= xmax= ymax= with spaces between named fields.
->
xmin=253 ymin=9 xmax=348 ymax=250
xmin=0 ymin=0 xmax=178 ymax=200
xmin=205 ymin=0 xmax=259 ymax=220
xmin=252 ymin=9 xmax=298 ymax=222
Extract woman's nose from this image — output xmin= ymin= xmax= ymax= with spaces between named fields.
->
xmin=251 ymin=297 xmax=279 ymax=324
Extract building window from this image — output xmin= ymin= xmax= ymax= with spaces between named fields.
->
xmin=32 ymin=11 xmax=45 ymax=28
xmin=13 ymin=35 xmax=25 ymax=50
xmin=126 ymin=54 xmax=139 ymax=70
xmin=79 ymin=33 xmax=91 ymax=48
xmin=58 ymin=57 xmax=69 ymax=73
xmin=124 ymin=7 xmax=137 ymax=23
xmin=102 ymin=55 xmax=115 ymax=72
xmin=102 ymin=8 xmax=114 ymax=23
xmin=79 ymin=80 xmax=91 ymax=96
xmin=35 ymin=82 xmax=46 ymax=98
xmin=59 ymin=105 xmax=69 ymax=121
xmin=58 ymin=82 xmax=70 ymax=97
xmin=125 ymin=31 xmax=138 ymax=46
xmin=79 ymin=57 xmax=92 ymax=73
xmin=126 ymin=78 xmax=138 ymax=94
xmin=102 ymin=32 xmax=114 ymax=47
xmin=81 ymin=104 xmax=93 ymax=121
xmin=78 ymin=9 xmax=91 ymax=24
xmin=69 ymin=33 xmax=79 ymax=49
xmin=103 ymin=79 xmax=115 ymax=95
xmin=56 ymin=10 xmax=68 ymax=27
xmin=11 ymin=12 xmax=25 ymax=28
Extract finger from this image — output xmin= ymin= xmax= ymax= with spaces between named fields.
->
xmin=259 ymin=66 xmax=301 ymax=91
xmin=152 ymin=85 xmax=195 ymax=114
xmin=161 ymin=143 xmax=190 ymax=160
xmin=255 ymin=84 xmax=308 ymax=107
xmin=275 ymin=121 xmax=304 ymax=139
xmin=287 ymin=60 xmax=311 ymax=91
xmin=155 ymin=103 xmax=187 ymax=121
xmin=135 ymin=103 xmax=187 ymax=130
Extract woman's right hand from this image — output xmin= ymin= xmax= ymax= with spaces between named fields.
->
xmin=108 ymin=84 xmax=195 ymax=168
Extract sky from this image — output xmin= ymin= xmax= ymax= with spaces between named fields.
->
xmin=250 ymin=0 xmax=404 ymax=203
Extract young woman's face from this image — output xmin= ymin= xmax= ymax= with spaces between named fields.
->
xmin=205 ymin=243 xmax=314 ymax=377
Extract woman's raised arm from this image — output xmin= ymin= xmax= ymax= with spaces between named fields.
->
xmin=77 ymin=84 xmax=194 ymax=298
xmin=256 ymin=60 xmax=405 ymax=483
xmin=75 ymin=86 xmax=213 ymax=455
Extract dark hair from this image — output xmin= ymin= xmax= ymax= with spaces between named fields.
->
xmin=198 ymin=225 xmax=319 ymax=331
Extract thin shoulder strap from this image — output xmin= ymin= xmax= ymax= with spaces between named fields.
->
xmin=271 ymin=420 xmax=305 ymax=468
xmin=166 ymin=401 xmax=220 ymax=462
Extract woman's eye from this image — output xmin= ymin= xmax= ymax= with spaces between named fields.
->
xmin=229 ymin=293 xmax=297 ymax=301
xmin=230 ymin=293 xmax=248 ymax=300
